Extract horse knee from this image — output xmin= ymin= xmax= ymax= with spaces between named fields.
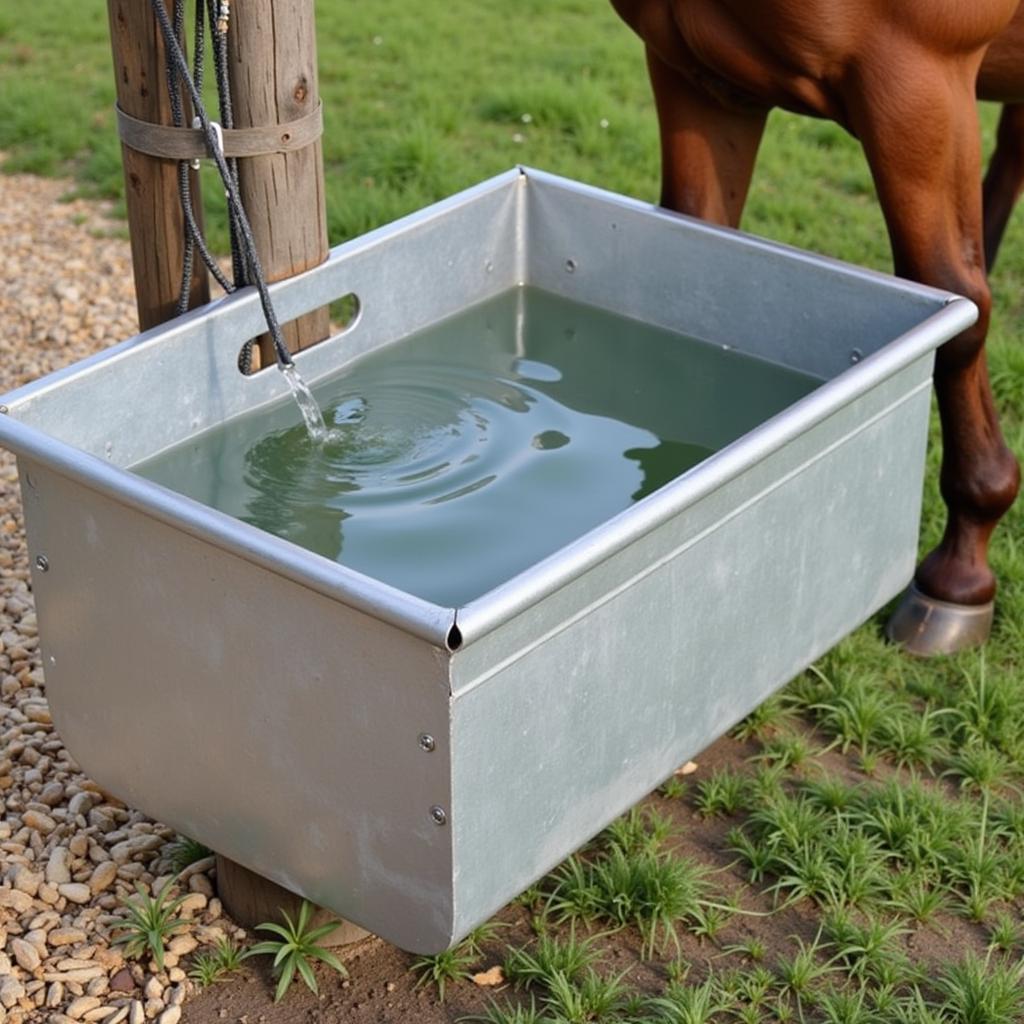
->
xmin=941 ymin=446 xmax=1020 ymax=526
xmin=934 ymin=272 xmax=991 ymax=373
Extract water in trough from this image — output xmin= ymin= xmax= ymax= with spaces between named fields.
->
xmin=135 ymin=287 xmax=821 ymax=606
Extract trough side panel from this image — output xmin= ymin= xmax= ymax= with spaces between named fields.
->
xmin=446 ymin=384 xmax=931 ymax=940
xmin=6 ymin=173 xmax=521 ymax=468
xmin=18 ymin=465 xmax=456 ymax=954
xmin=452 ymin=358 xmax=932 ymax=669
xmin=522 ymin=174 xmax=949 ymax=381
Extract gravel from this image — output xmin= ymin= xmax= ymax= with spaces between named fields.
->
xmin=0 ymin=160 xmax=237 ymax=1023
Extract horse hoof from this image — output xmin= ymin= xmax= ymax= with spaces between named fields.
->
xmin=885 ymin=583 xmax=993 ymax=656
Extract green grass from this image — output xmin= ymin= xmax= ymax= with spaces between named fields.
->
xmin=6 ymin=3 xmax=1024 ymax=1021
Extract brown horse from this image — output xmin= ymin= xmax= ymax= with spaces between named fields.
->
xmin=612 ymin=0 xmax=1024 ymax=653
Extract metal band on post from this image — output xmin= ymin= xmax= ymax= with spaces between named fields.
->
xmin=115 ymin=100 xmax=324 ymax=160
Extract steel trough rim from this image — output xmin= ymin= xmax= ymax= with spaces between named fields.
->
xmin=0 ymin=296 xmax=971 ymax=654
xmin=0 ymin=165 xmax=977 ymax=655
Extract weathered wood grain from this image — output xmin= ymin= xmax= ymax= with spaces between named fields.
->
xmin=106 ymin=0 xmax=209 ymax=330
xmin=227 ymin=0 xmax=330 ymax=366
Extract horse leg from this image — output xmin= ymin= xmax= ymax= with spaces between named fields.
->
xmin=983 ymin=102 xmax=1024 ymax=271
xmin=846 ymin=57 xmax=1021 ymax=653
xmin=645 ymin=47 xmax=768 ymax=226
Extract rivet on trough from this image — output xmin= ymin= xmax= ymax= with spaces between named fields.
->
xmin=418 ymin=733 xmax=436 ymax=752
xmin=0 ymin=405 xmax=8 ymax=414
xmin=35 ymin=555 xmax=50 ymax=573
xmin=430 ymin=805 xmax=447 ymax=826
xmin=565 ymin=258 xmax=578 ymax=273
xmin=850 ymin=348 xmax=863 ymax=363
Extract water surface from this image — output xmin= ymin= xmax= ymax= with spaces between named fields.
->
xmin=135 ymin=288 xmax=820 ymax=606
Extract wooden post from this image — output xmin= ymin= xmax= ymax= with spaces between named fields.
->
xmin=226 ymin=0 xmax=331 ymax=367
xmin=106 ymin=0 xmax=209 ymax=329
xmin=215 ymin=856 xmax=370 ymax=947
xmin=107 ymin=2 xmax=360 ymax=945
xmin=216 ymin=0 xmax=348 ymax=939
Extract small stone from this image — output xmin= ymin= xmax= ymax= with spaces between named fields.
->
xmin=156 ymin=1008 xmax=180 ymax=1024
xmin=58 ymin=883 xmax=92 ymax=905
xmin=25 ymin=703 xmax=52 ymax=725
xmin=41 ymin=970 xmax=103 ymax=984
xmin=179 ymin=857 xmax=214 ymax=881
xmin=676 ymin=760 xmax=699 ymax=776
xmin=177 ymin=894 xmax=206 ymax=918
xmin=38 ymin=782 xmax=64 ymax=807
xmin=166 ymin=937 xmax=196 ymax=957
xmin=66 ymin=996 xmax=101 ymax=1020
xmin=88 ymin=862 xmax=117 ymax=895
xmin=187 ymin=874 xmax=213 ymax=897
xmin=22 ymin=810 xmax=56 ymax=834
xmin=0 ymin=889 xmax=34 ymax=914
xmin=166 ymin=986 xmax=185 ymax=1007
xmin=25 ymin=927 xmax=49 ymax=954
xmin=108 ymin=970 xmax=134 ymax=995
xmin=46 ymin=848 xmax=72 ymax=885
xmin=93 ymin=949 xmax=124 ymax=972
xmin=87 ymin=810 xmax=114 ymax=834
xmin=101 ymin=1009 xmax=127 ymax=1024
xmin=48 ymin=928 xmax=86 ymax=948
xmin=82 ymin=1007 xmax=115 ymax=1023
xmin=143 ymin=1000 xmax=163 ymax=1020
xmin=193 ymin=926 xmax=224 ymax=946
xmin=38 ymin=884 xmax=60 ymax=906
xmin=127 ymin=1003 xmax=143 ymax=1024
xmin=85 ymin=978 xmax=109 ymax=998
xmin=472 ymin=966 xmax=505 ymax=987
xmin=45 ymin=983 xmax=64 ymax=1008
xmin=0 ymin=978 xmax=24 ymax=1010
xmin=67 ymin=793 xmax=93 ymax=819
xmin=11 ymin=938 xmax=41 ymax=972
xmin=166 ymin=969 xmax=184 ymax=984
xmin=142 ymin=979 xmax=162 ymax=1003
xmin=11 ymin=866 xmax=41 ymax=897
xmin=28 ymin=910 xmax=59 ymax=930
xmin=109 ymin=836 xmax=161 ymax=866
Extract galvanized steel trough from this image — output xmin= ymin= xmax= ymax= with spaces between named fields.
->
xmin=0 ymin=168 xmax=975 ymax=952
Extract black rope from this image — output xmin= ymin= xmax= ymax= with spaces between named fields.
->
xmin=151 ymin=0 xmax=293 ymax=369
xmin=200 ymin=0 xmax=256 ymax=372
xmin=167 ymin=0 xmax=233 ymax=314
xmin=205 ymin=0 xmax=248 ymax=289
